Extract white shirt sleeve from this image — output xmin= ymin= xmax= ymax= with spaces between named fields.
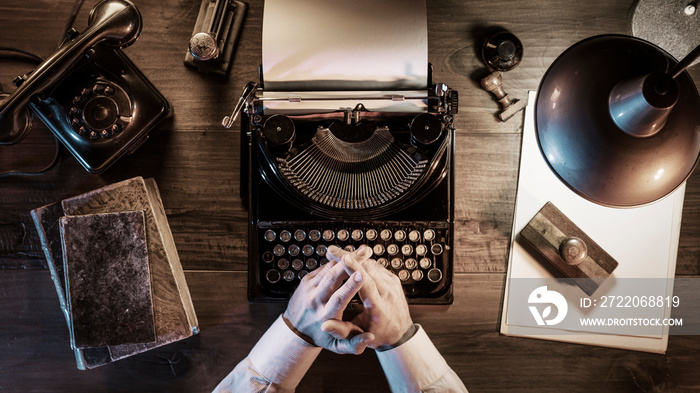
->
xmin=375 ymin=324 xmax=468 ymax=393
xmin=212 ymin=315 xmax=322 ymax=393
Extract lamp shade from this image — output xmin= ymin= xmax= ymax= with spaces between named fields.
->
xmin=535 ymin=35 xmax=700 ymax=207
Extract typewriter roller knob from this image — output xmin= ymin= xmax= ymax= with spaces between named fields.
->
xmin=263 ymin=115 xmax=296 ymax=148
xmin=410 ymin=113 xmax=443 ymax=145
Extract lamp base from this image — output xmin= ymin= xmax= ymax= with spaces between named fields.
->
xmin=630 ymin=0 xmax=700 ymax=66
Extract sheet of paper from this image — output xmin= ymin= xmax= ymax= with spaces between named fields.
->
xmin=500 ymin=91 xmax=684 ymax=353
xmin=262 ymin=0 xmax=428 ymax=91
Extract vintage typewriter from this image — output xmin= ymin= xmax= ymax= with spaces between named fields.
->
xmin=226 ymin=0 xmax=458 ymax=304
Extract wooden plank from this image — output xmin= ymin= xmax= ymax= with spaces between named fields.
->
xmin=453 ymin=133 xmax=520 ymax=273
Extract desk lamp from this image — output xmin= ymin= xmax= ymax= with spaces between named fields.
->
xmin=536 ymin=35 xmax=700 ymax=207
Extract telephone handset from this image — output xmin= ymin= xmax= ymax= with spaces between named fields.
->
xmin=0 ymin=0 xmax=169 ymax=174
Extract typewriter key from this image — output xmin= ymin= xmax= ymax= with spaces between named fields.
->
xmin=298 ymin=271 xmax=308 ymax=280
xmin=277 ymin=258 xmax=290 ymax=270
xmin=398 ymin=270 xmax=410 ymax=281
xmin=351 ymin=229 xmax=364 ymax=241
xmin=405 ymin=258 xmax=417 ymax=270
xmin=416 ymin=244 xmax=428 ymax=256
xmin=387 ymin=244 xmax=399 ymax=256
xmin=280 ymin=230 xmax=292 ymax=242
xmin=401 ymin=244 xmax=413 ymax=256
xmin=262 ymin=251 xmax=275 ymax=263
xmin=294 ymin=229 xmax=306 ymax=242
xmin=391 ymin=258 xmax=403 ymax=269
xmin=266 ymin=270 xmax=281 ymax=284
xmin=431 ymin=244 xmax=444 ymax=256
xmin=291 ymin=259 xmax=303 ymax=270
xmin=394 ymin=230 xmax=407 ymax=242
xmin=322 ymin=230 xmax=335 ymax=241
xmin=373 ymin=244 xmax=385 ymax=256
xmin=377 ymin=258 xmax=389 ymax=268
xmin=380 ymin=229 xmax=392 ymax=241
xmin=306 ymin=258 xmax=318 ymax=270
xmin=337 ymin=229 xmax=350 ymax=242
xmin=366 ymin=229 xmax=378 ymax=241
xmin=309 ymin=229 xmax=321 ymax=242
xmin=344 ymin=245 xmax=355 ymax=252
xmin=427 ymin=268 xmax=443 ymax=283
xmin=408 ymin=230 xmax=421 ymax=242
xmin=419 ymin=257 xmax=432 ymax=269
xmin=288 ymin=244 xmax=300 ymax=257
xmin=302 ymin=244 xmax=315 ymax=256
xmin=316 ymin=244 xmax=328 ymax=256
xmin=320 ymin=257 xmax=329 ymax=265
xmin=412 ymin=270 xmax=424 ymax=282
xmin=283 ymin=270 xmax=295 ymax=282
xmin=273 ymin=244 xmax=285 ymax=256
xmin=424 ymin=229 xmax=436 ymax=242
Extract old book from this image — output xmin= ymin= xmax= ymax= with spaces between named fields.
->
xmin=61 ymin=177 xmax=199 ymax=358
xmin=31 ymin=176 xmax=199 ymax=369
xmin=60 ymin=211 xmax=155 ymax=349
xmin=32 ymin=203 xmax=113 ymax=369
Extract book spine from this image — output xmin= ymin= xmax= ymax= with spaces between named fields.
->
xmin=144 ymin=178 xmax=200 ymax=333
xmin=30 ymin=209 xmax=71 ymax=329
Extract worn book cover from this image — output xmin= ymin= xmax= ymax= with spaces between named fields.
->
xmin=32 ymin=203 xmax=113 ymax=369
xmin=60 ymin=211 xmax=155 ymax=349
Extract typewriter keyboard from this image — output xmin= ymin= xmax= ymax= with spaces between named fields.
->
xmin=255 ymin=223 xmax=451 ymax=299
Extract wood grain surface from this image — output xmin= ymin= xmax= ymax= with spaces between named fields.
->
xmin=1 ymin=0 xmax=699 ymax=392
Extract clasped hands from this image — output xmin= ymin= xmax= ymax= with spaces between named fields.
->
xmin=282 ymin=245 xmax=414 ymax=355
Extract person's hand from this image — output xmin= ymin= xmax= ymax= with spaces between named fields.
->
xmin=323 ymin=246 xmax=414 ymax=349
xmin=282 ymin=258 xmax=375 ymax=354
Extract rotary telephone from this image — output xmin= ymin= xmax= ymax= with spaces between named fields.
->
xmin=0 ymin=0 xmax=169 ymax=174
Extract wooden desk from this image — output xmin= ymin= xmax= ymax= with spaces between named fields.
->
xmin=1 ymin=0 xmax=699 ymax=391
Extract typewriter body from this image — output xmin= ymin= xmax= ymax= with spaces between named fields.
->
xmin=236 ymin=0 xmax=458 ymax=304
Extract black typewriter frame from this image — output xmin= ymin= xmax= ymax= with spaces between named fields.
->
xmin=241 ymin=65 xmax=456 ymax=305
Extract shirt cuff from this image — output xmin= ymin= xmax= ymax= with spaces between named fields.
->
xmin=375 ymin=324 xmax=450 ymax=393
xmin=248 ymin=315 xmax=322 ymax=389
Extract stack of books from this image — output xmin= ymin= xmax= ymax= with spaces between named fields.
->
xmin=31 ymin=177 xmax=199 ymax=369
